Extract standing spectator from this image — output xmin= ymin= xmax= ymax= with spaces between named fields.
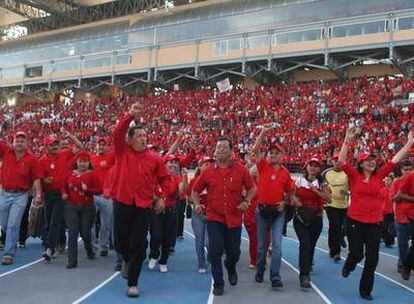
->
xmin=380 ymin=175 xmax=395 ymax=248
xmin=323 ymin=151 xmax=349 ymax=262
xmin=112 ymin=103 xmax=171 ymax=298
xmin=61 ymin=152 xmax=100 ymax=269
xmin=192 ymin=138 xmax=256 ymax=296
xmin=339 ymin=127 xmax=414 ymax=300
xmin=253 ymin=126 xmax=292 ymax=289
xmin=90 ymin=137 xmax=115 ymax=257
xmin=293 ymin=157 xmax=331 ymax=288
xmin=0 ymin=131 xmax=42 ymax=265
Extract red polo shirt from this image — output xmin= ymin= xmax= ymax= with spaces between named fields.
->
xmin=342 ymin=162 xmax=396 ymax=223
xmin=61 ymin=170 xmax=101 ymax=205
xmin=394 ymin=173 xmax=414 ymax=223
xmin=112 ymin=114 xmax=171 ymax=208
xmin=38 ymin=149 xmax=75 ymax=191
xmin=256 ymin=158 xmax=292 ymax=205
xmin=0 ymin=142 xmax=41 ymax=191
xmin=187 ymin=176 xmax=207 ymax=206
xmin=192 ymin=161 xmax=255 ymax=228
xmin=91 ymin=151 xmax=116 ymax=192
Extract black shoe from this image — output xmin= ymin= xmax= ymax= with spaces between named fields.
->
xmin=402 ymin=267 xmax=411 ymax=281
xmin=333 ymin=254 xmax=341 ymax=263
xmin=228 ymin=269 xmax=238 ymax=286
xmin=342 ymin=266 xmax=350 ymax=278
xmin=341 ymin=238 xmax=347 ymax=248
xmin=42 ymin=249 xmax=52 ymax=262
xmin=114 ymin=264 xmax=122 ymax=271
xmin=300 ymin=276 xmax=311 ymax=288
xmin=360 ymin=293 xmax=373 ymax=301
xmin=100 ymin=250 xmax=108 ymax=257
xmin=213 ymin=286 xmax=224 ymax=296
xmin=255 ymin=272 xmax=264 ymax=283
xmin=271 ymin=280 xmax=283 ymax=288
xmin=398 ymin=265 xmax=403 ymax=274
xmin=66 ymin=263 xmax=77 ymax=269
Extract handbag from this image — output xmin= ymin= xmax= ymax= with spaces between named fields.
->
xmin=28 ymin=203 xmax=43 ymax=238
xmin=296 ymin=205 xmax=318 ymax=226
xmin=258 ymin=203 xmax=282 ymax=220
xmin=185 ymin=203 xmax=192 ymax=219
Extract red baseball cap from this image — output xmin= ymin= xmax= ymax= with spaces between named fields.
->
xmin=44 ymin=136 xmax=59 ymax=146
xmin=331 ymin=151 xmax=340 ymax=160
xmin=14 ymin=131 xmax=27 ymax=139
xmin=97 ymin=137 xmax=109 ymax=144
xmin=306 ymin=157 xmax=322 ymax=166
xmin=357 ymin=152 xmax=376 ymax=164
xmin=76 ymin=151 xmax=91 ymax=161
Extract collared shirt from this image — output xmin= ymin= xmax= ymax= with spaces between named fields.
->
xmin=111 ymin=114 xmax=171 ymax=208
xmin=0 ymin=142 xmax=41 ymax=191
xmin=193 ymin=161 xmax=255 ymax=228
xmin=342 ymin=162 xmax=396 ymax=223
xmin=165 ymin=174 xmax=182 ymax=208
xmin=256 ymin=158 xmax=292 ymax=205
xmin=393 ymin=173 xmax=414 ymax=223
xmin=61 ymin=170 xmax=100 ymax=205
xmin=38 ymin=149 xmax=75 ymax=191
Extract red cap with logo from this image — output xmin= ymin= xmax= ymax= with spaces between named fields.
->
xmin=357 ymin=152 xmax=376 ymax=164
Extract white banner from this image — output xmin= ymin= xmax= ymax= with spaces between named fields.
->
xmin=216 ymin=78 xmax=232 ymax=93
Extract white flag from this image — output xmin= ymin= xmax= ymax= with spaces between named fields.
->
xmin=216 ymin=78 xmax=232 ymax=93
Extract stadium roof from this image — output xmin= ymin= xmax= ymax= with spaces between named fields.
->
xmin=0 ymin=0 xmax=204 ymax=40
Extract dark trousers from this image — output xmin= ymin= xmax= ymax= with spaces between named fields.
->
xmin=168 ymin=207 xmax=177 ymax=249
xmin=404 ymin=242 xmax=414 ymax=270
xmin=283 ymin=205 xmax=295 ymax=236
xmin=65 ymin=203 xmax=95 ymax=265
xmin=113 ymin=201 xmax=151 ymax=287
xmin=176 ymin=199 xmax=186 ymax=237
xmin=344 ymin=217 xmax=382 ymax=296
xmin=207 ymin=221 xmax=241 ymax=287
xmin=293 ymin=216 xmax=323 ymax=277
xmin=150 ymin=207 xmax=175 ymax=265
xmin=325 ymin=206 xmax=347 ymax=256
xmin=44 ymin=190 xmax=65 ymax=251
xmin=381 ymin=213 xmax=395 ymax=246
xmin=19 ymin=196 xmax=31 ymax=243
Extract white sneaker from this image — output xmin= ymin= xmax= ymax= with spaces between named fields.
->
xmin=160 ymin=264 xmax=168 ymax=273
xmin=148 ymin=258 xmax=157 ymax=270
xmin=198 ymin=268 xmax=207 ymax=274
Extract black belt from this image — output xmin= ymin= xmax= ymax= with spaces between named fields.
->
xmin=3 ymin=188 xmax=27 ymax=193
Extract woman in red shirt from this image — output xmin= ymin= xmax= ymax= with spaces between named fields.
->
xmin=61 ymin=152 xmax=100 ymax=269
xmin=339 ymin=127 xmax=414 ymax=300
xmin=293 ymin=157 xmax=331 ymax=289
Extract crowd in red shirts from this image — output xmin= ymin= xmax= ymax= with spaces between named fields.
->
xmin=0 ymin=76 xmax=413 ymax=165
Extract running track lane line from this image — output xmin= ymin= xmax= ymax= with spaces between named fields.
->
xmin=240 ymin=236 xmax=333 ymax=304
xmin=283 ymin=236 xmax=414 ymax=293
xmin=71 ymin=272 xmax=120 ymax=304
xmin=0 ymin=258 xmax=43 ymax=278
xmin=183 ymin=230 xmax=215 ymax=304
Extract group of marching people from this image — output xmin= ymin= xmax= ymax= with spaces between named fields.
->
xmin=0 ymin=101 xmax=414 ymax=301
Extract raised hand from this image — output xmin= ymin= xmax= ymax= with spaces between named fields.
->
xmin=345 ymin=126 xmax=357 ymax=142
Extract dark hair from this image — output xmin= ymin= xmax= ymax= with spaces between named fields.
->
xmin=127 ymin=125 xmax=145 ymax=138
xmin=73 ymin=159 xmax=93 ymax=170
xmin=304 ymin=166 xmax=324 ymax=185
xmin=357 ymin=161 xmax=378 ymax=175
xmin=217 ymin=137 xmax=233 ymax=149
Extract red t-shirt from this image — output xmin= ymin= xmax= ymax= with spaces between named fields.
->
xmin=193 ymin=161 xmax=255 ymax=228
xmin=256 ymin=158 xmax=292 ymax=206
xmin=380 ymin=187 xmax=393 ymax=215
xmin=0 ymin=142 xmax=41 ymax=191
xmin=38 ymin=149 xmax=75 ymax=191
xmin=342 ymin=162 xmax=396 ymax=223
xmin=165 ymin=175 xmax=182 ymax=208
xmin=394 ymin=173 xmax=414 ymax=223
xmin=61 ymin=170 xmax=101 ymax=205
xmin=91 ymin=152 xmax=116 ymax=192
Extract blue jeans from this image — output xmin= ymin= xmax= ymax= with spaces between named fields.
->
xmin=395 ymin=221 xmax=414 ymax=266
xmin=191 ymin=211 xmax=209 ymax=269
xmin=207 ymin=221 xmax=241 ymax=287
xmin=256 ymin=209 xmax=285 ymax=282
xmin=0 ymin=190 xmax=29 ymax=258
xmin=92 ymin=195 xmax=113 ymax=251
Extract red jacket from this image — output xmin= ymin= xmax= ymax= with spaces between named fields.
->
xmin=61 ymin=170 xmax=101 ymax=205
xmin=111 ymin=114 xmax=171 ymax=208
xmin=38 ymin=149 xmax=75 ymax=191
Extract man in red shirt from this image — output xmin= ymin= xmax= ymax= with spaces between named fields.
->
xmin=192 ymin=138 xmax=256 ymax=296
xmin=112 ymin=103 xmax=171 ymax=298
xmin=252 ymin=126 xmax=292 ymax=289
xmin=90 ymin=137 xmax=115 ymax=257
xmin=0 ymin=131 xmax=42 ymax=265
xmin=38 ymin=131 xmax=83 ymax=261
